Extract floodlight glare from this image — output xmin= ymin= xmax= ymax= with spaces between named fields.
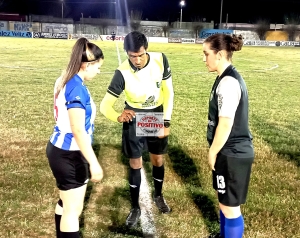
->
xmin=179 ymin=1 xmax=185 ymax=28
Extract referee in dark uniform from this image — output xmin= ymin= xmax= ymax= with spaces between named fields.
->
xmin=100 ymin=31 xmax=174 ymax=228
xmin=203 ymin=34 xmax=254 ymax=238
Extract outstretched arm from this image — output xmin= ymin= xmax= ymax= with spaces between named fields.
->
xmin=161 ymin=53 xmax=174 ymax=121
xmin=100 ymin=92 xmax=120 ymax=122
xmin=162 ymin=76 xmax=174 ymax=121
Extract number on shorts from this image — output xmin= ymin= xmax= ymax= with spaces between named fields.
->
xmin=216 ymin=175 xmax=225 ymax=189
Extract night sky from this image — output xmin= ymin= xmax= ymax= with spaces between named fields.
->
xmin=1 ymin=0 xmax=300 ymax=24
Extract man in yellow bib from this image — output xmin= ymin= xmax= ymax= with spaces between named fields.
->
xmin=100 ymin=31 xmax=174 ymax=228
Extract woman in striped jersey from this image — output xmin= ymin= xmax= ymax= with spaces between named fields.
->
xmin=46 ymin=38 xmax=104 ymax=238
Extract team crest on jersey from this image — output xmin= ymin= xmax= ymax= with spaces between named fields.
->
xmin=156 ymin=82 xmax=161 ymax=88
xmin=142 ymin=95 xmax=156 ymax=107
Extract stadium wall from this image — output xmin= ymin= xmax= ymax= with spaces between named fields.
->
xmin=0 ymin=19 xmax=300 ymax=42
xmin=0 ymin=21 xmax=8 ymax=31
xmin=30 ymin=14 xmax=74 ymax=24
xmin=0 ymin=30 xmax=299 ymax=48
xmin=41 ymin=23 xmax=74 ymax=33
xmin=8 ymin=21 xmax=40 ymax=32
xmin=265 ymin=31 xmax=288 ymax=41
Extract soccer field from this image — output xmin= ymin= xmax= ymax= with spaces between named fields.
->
xmin=0 ymin=37 xmax=300 ymax=238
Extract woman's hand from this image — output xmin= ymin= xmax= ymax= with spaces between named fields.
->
xmin=89 ymin=162 xmax=103 ymax=183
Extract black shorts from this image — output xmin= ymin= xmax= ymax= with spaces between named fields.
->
xmin=122 ymin=105 xmax=168 ymax=159
xmin=46 ymin=141 xmax=90 ymax=191
xmin=212 ymin=153 xmax=254 ymax=206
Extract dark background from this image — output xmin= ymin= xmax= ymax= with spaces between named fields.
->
xmin=1 ymin=0 xmax=300 ymax=23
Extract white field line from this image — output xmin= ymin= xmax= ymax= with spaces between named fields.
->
xmin=0 ymin=60 xmax=279 ymax=74
xmin=140 ymin=167 xmax=157 ymax=237
xmin=115 ymin=41 xmax=157 ymax=237
xmin=249 ymin=63 xmax=279 ymax=71
xmin=0 ymin=64 xmax=114 ymax=74
xmin=235 ymin=58 xmax=279 ymax=72
xmin=115 ymin=40 xmax=122 ymax=66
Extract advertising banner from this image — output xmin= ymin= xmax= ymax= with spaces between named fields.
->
xmin=0 ymin=30 xmax=32 ymax=38
xmin=70 ymin=34 xmax=102 ymax=40
xmin=199 ymin=29 xmax=233 ymax=39
xmin=195 ymin=38 xmax=205 ymax=44
xmin=41 ymin=23 xmax=73 ymax=33
xmin=234 ymin=30 xmax=260 ymax=41
xmin=243 ymin=40 xmax=300 ymax=47
xmin=181 ymin=38 xmax=195 ymax=44
xmin=168 ymin=38 xmax=182 ymax=43
xmin=12 ymin=22 xmax=33 ymax=31
xmin=101 ymin=35 xmax=125 ymax=41
xmin=147 ymin=37 xmax=168 ymax=43
xmin=243 ymin=40 xmax=277 ymax=46
xmin=33 ymin=32 xmax=68 ymax=39
xmin=279 ymin=41 xmax=300 ymax=46
xmin=0 ymin=21 xmax=8 ymax=31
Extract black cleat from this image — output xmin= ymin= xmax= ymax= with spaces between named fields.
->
xmin=125 ymin=207 xmax=141 ymax=228
xmin=153 ymin=195 xmax=172 ymax=214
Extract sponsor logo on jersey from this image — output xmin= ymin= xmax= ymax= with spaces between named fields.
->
xmin=208 ymin=120 xmax=215 ymax=127
xmin=142 ymin=95 xmax=157 ymax=107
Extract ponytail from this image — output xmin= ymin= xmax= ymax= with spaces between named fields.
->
xmin=55 ymin=38 xmax=89 ymax=96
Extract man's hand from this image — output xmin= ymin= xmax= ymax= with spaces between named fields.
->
xmin=158 ymin=127 xmax=170 ymax=138
xmin=117 ymin=109 xmax=136 ymax=123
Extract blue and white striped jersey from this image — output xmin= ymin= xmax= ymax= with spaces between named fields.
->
xmin=49 ymin=74 xmax=96 ymax=151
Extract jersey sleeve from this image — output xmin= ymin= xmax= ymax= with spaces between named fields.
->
xmin=107 ymin=70 xmax=125 ymax=98
xmin=216 ymin=76 xmax=241 ymax=119
xmin=162 ymin=53 xmax=171 ymax=80
xmin=65 ymin=85 xmax=88 ymax=110
xmin=161 ymin=53 xmax=174 ymax=120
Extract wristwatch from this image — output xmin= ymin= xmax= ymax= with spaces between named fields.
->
xmin=164 ymin=121 xmax=171 ymax=128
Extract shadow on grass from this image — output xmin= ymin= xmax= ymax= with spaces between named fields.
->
xmin=105 ymin=139 xmax=220 ymax=235
xmin=251 ymin=115 xmax=300 ymax=166
xmin=78 ymin=142 xmax=101 ymax=238
xmin=107 ymin=186 xmax=143 ymax=237
xmin=95 ymin=143 xmax=144 ymax=237
xmin=167 ymin=134 xmax=219 ymax=235
xmin=79 ymin=182 xmax=94 ymax=238
xmin=93 ymin=141 xmax=219 ymax=236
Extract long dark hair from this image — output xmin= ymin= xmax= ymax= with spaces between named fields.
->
xmin=55 ymin=38 xmax=104 ymax=96
xmin=204 ymin=34 xmax=243 ymax=60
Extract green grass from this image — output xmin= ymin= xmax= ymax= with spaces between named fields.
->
xmin=0 ymin=37 xmax=300 ymax=238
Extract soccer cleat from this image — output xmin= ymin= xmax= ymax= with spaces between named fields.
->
xmin=153 ymin=195 xmax=172 ymax=214
xmin=125 ymin=207 xmax=141 ymax=228
xmin=208 ymin=233 xmax=223 ymax=238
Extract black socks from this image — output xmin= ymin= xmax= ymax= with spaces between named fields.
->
xmin=153 ymin=165 xmax=165 ymax=197
xmin=129 ymin=168 xmax=141 ymax=208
